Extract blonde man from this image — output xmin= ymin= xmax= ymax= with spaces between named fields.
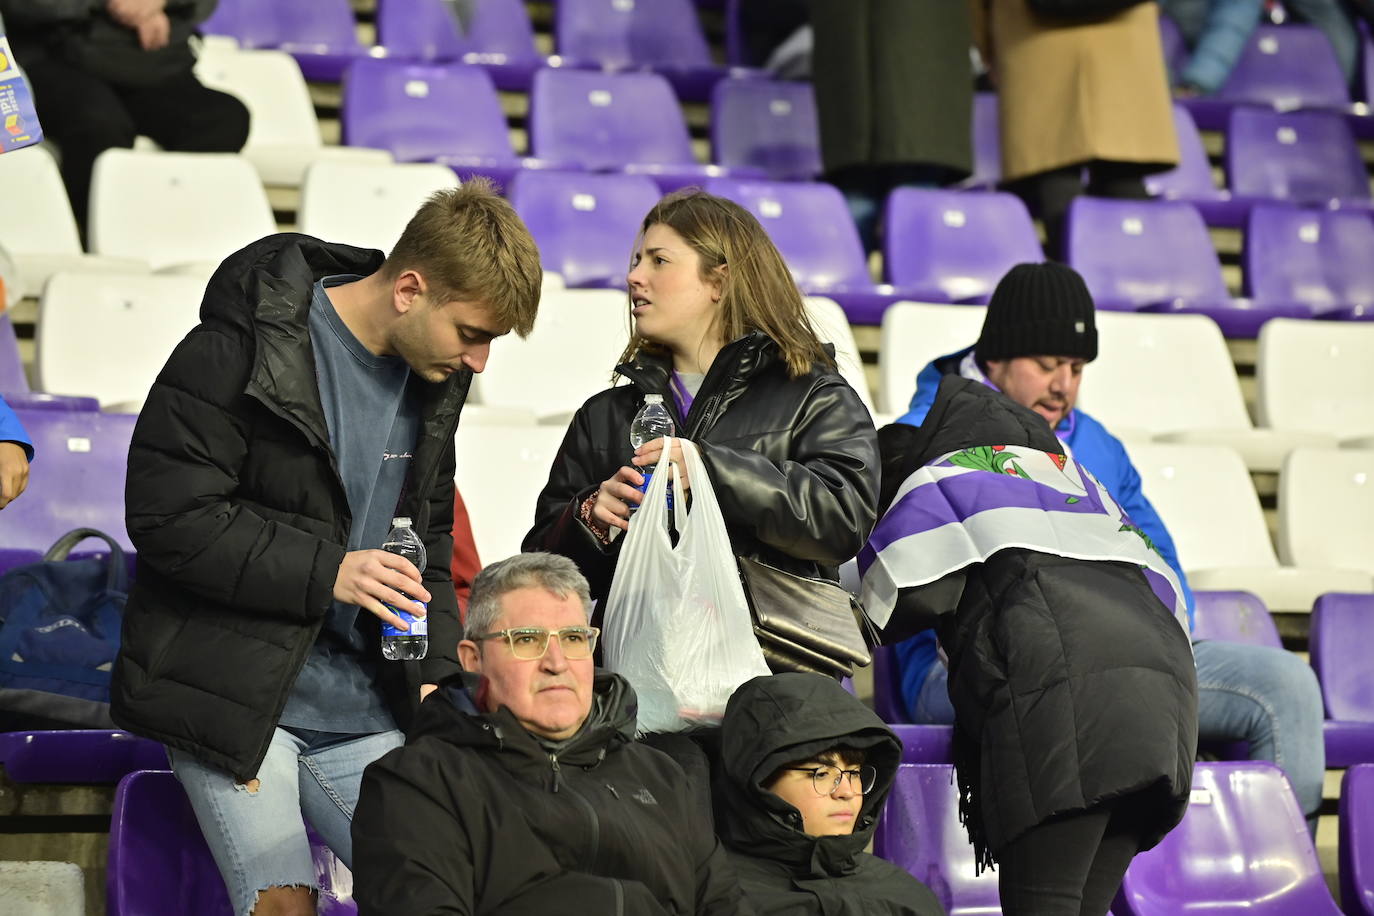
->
xmin=112 ymin=182 xmax=542 ymax=916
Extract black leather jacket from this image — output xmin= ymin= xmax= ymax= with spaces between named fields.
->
xmin=523 ymin=332 xmax=880 ymax=600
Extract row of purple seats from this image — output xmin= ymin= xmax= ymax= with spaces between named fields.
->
xmin=1149 ymin=104 xmax=1370 ymax=229
xmin=1343 ymin=765 xmax=1374 ymax=915
xmin=0 ymin=730 xmax=165 ymax=784
xmin=201 ymin=0 xmax=366 ymax=82
xmin=108 ymin=769 xmax=356 ymax=916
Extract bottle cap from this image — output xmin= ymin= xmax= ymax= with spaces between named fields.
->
xmin=392 ymin=517 xmax=412 ymax=527
xmin=644 ymin=394 xmax=664 ymax=403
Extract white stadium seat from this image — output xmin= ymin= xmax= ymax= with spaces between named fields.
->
xmin=1279 ymin=447 xmax=1374 ymax=575
xmin=1258 ymin=318 xmax=1374 ymax=447
xmin=878 ymin=302 xmax=986 ymax=416
xmin=37 ymin=271 xmax=207 ymax=410
xmin=88 ymin=149 xmax=276 ymax=273
xmin=298 ymin=160 xmax=460 ymax=253
xmin=454 ymin=422 xmax=569 ymax=566
xmin=0 ymin=146 xmax=148 ymax=296
xmin=1127 ymin=442 xmax=1371 ymax=611
xmin=804 ymin=295 xmax=877 ymax=418
xmin=193 ymin=48 xmax=390 ymax=187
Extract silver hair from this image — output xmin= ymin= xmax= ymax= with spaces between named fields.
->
xmin=464 ymin=551 xmax=592 ymax=643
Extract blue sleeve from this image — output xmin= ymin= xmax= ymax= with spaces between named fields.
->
xmin=1074 ymin=416 xmax=1195 ymax=629
xmin=893 ymin=630 xmax=939 ymax=722
xmin=0 ymin=396 xmax=33 ymax=461
xmin=894 ymin=356 xmax=952 ymax=428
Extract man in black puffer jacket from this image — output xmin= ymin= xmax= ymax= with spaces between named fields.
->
xmin=113 ymin=183 xmax=542 ymax=916
xmin=352 ymin=552 xmax=751 ymax=915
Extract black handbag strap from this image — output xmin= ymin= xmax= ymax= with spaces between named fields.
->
xmin=42 ymin=528 xmax=128 ymax=594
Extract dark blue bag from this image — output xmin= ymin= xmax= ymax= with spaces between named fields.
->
xmin=0 ymin=529 xmax=127 ymax=727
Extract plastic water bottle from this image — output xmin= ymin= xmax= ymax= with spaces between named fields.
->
xmin=628 ymin=394 xmax=675 ymax=514
xmin=380 ymin=517 xmax=428 ymax=661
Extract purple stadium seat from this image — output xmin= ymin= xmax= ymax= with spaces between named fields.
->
xmin=1115 ymin=762 xmax=1342 ymax=915
xmin=1065 ymin=196 xmax=1309 ymax=338
xmin=1226 ymin=108 xmax=1370 ymax=209
xmin=341 ymin=59 xmax=569 ymax=189
xmin=555 ymin=0 xmax=731 ymax=102
xmin=0 ymin=313 xmax=26 ymax=393
xmin=1340 ymin=765 xmax=1374 ymax=916
xmin=0 ymin=731 xmax=165 ymax=784
xmin=1191 ymin=590 xmax=1283 ymax=648
xmin=374 ymin=0 xmax=544 ymax=92
xmin=199 ymin=0 xmax=366 ymax=82
xmin=1244 ymin=205 xmax=1374 ymax=321
xmin=890 ymin=725 xmax=955 ymax=765
xmin=108 ymin=769 xmax=356 ymax=916
xmin=1310 ymin=593 xmax=1374 ymax=768
xmin=1181 ymin=24 xmax=1350 ymax=131
xmin=530 ymin=69 xmax=756 ymax=193
xmin=507 ymin=170 xmax=661 ymax=287
xmin=704 ymin=177 xmax=907 ymax=324
xmin=873 ymin=764 xmax=999 ymax=915
xmin=0 ymin=392 xmax=99 ymax=411
xmin=0 ymin=409 xmax=135 ymax=574
xmin=1147 ymin=104 xmax=1249 ymax=229
xmin=959 ymin=93 xmax=1001 ymax=191
xmin=710 ymin=78 xmax=821 ymax=181
xmin=883 ymin=188 xmax=1043 ymax=304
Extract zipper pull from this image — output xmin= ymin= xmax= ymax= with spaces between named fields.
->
xmin=549 ymin=753 xmax=562 ymax=793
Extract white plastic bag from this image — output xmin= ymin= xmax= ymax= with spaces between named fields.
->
xmin=602 ymin=438 xmax=771 ymax=734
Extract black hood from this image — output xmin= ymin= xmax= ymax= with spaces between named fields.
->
xmin=714 ymin=673 xmax=901 ymax=876
xmin=408 ymin=670 xmax=639 ymax=777
xmin=877 ymin=374 xmax=1062 ymax=516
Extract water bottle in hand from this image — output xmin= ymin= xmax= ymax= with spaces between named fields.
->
xmin=380 ymin=517 xmax=428 ymax=661
xmin=628 ymin=394 xmax=675 ymax=514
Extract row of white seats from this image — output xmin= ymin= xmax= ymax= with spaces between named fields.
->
xmin=881 ymin=305 xmax=1374 ymax=470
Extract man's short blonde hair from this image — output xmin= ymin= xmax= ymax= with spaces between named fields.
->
xmin=383 ymin=179 xmax=542 ymax=337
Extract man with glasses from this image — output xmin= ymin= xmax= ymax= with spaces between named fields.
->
xmin=351 ymin=551 xmax=751 ymax=915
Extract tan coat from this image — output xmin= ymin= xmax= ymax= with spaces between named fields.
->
xmin=972 ymin=0 xmax=1179 ymax=182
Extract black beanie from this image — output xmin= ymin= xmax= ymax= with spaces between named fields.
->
xmin=975 ymin=262 xmax=1098 ymax=363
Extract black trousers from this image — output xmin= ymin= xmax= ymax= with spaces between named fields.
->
xmin=996 ymin=793 xmax=1153 ymax=916
xmin=1008 ymin=160 xmax=1153 ymax=261
xmin=19 ymin=51 xmax=250 ymax=233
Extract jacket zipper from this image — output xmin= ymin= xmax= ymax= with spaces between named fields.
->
xmin=549 ymin=753 xmax=604 ymax=874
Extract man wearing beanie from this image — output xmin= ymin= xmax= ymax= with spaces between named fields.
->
xmin=889 ymin=261 xmax=1326 ymax=835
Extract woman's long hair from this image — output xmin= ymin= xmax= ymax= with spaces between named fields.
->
xmin=616 ymin=189 xmax=834 ymax=379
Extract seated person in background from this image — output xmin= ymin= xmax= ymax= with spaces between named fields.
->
xmin=892 ymin=261 xmax=1325 ymax=832
xmin=715 ymin=672 xmax=946 ymax=916
xmin=0 ymin=0 xmax=249 ymax=234
xmin=0 ymin=395 xmax=32 ymax=509
xmin=351 ymin=551 xmax=750 ymax=916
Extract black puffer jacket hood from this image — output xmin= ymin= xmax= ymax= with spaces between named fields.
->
xmin=715 ymin=673 xmax=901 ymax=876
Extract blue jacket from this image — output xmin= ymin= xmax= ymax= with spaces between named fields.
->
xmin=891 ymin=347 xmax=1196 ymax=721
xmin=0 ymin=395 xmax=33 ymax=460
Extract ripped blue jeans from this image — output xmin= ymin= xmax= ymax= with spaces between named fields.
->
xmin=169 ymin=727 xmax=404 ymax=916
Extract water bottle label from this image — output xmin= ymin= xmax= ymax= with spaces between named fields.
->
xmin=633 ymin=467 xmax=673 ymax=512
xmin=382 ymin=603 xmax=427 ymax=638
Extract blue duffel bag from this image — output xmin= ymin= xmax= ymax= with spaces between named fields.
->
xmin=0 ymin=529 xmax=127 ymax=727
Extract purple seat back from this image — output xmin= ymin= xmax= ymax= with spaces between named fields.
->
xmin=108 ymin=770 xmax=356 ymax=916
xmin=508 ymin=170 xmax=661 ymax=287
xmin=1227 ymin=108 xmax=1368 ymax=205
xmin=1340 ymin=765 xmax=1374 ymax=916
xmin=704 ymin=178 xmax=871 ymax=290
xmin=0 ymin=409 xmax=135 ymax=558
xmin=890 ymin=725 xmax=955 ymax=765
xmin=0 ymin=730 xmax=166 ymax=784
xmin=0 ymin=313 xmax=27 ymax=393
xmin=1311 ymin=593 xmax=1374 ymax=721
xmin=871 ymin=644 xmax=910 ymax=724
xmin=1 ymin=392 xmax=99 ymax=411
xmin=960 ymin=93 xmax=1001 ymax=189
xmin=1065 ymin=197 xmax=1229 ymax=308
xmin=1116 ymin=762 xmax=1342 ymax=915
xmin=556 ymin=0 xmax=713 ymax=70
xmin=375 ymin=0 xmax=467 ymax=61
xmin=1242 ymin=205 xmax=1374 ymax=311
xmin=342 ymin=59 xmax=513 ymax=163
xmin=1191 ymin=590 xmax=1283 ymax=648
xmin=1147 ymin=103 xmax=1222 ymax=201
xmin=1216 ymin=24 xmax=1349 ymax=110
xmin=462 ymin=0 xmax=541 ymax=65
xmin=710 ymin=78 xmax=821 ymax=181
xmin=883 ymin=188 xmax=1042 ymax=302
xmin=530 ymin=69 xmax=695 ymax=170
xmin=199 ymin=0 xmax=361 ymax=53
xmin=873 ymin=764 xmax=999 ymax=915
